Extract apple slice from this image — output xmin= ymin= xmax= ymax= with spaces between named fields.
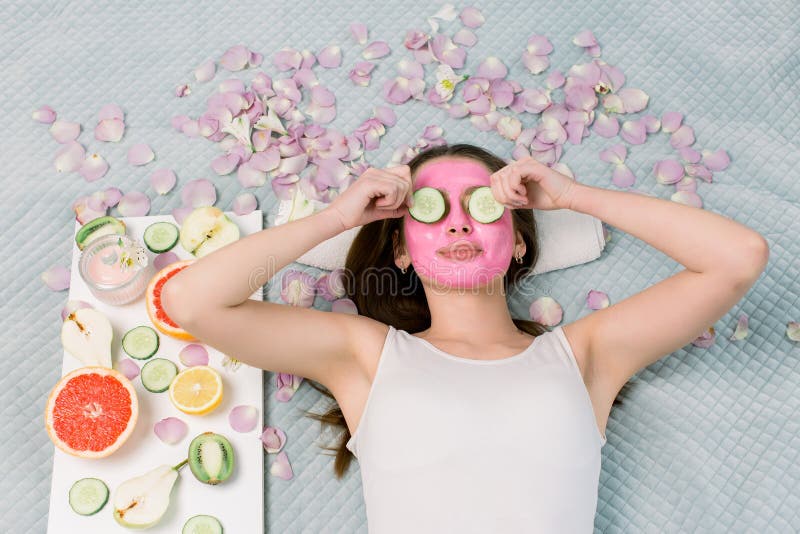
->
xmin=113 ymin=463 xmax=181 ymax=529
xmin=61 ymin=308 xmax=113 ymax=368
xmin=179 ymin=206 xmax=240 ymax=257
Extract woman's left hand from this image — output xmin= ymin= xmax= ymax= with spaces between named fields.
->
xmin=489 ymin=157 xmax=581 ymax=211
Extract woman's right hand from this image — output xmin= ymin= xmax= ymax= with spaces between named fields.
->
xmin=324 ymin=164 xmax=414 ymax=230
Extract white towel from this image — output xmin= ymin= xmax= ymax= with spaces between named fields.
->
xmin=272 ymin=187 xmax=606 ymax=274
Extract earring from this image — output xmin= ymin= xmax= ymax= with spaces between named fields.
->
xmin=515 ymin=252 xmax=523 ymax=264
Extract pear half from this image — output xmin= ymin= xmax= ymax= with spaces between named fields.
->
xmin=113 ymin=464 xmax=179 ymax=529
xmin=60 ymin=308 xmax=113 ymax=368
xmin=179 ymin=206 xmax=240 ymax=257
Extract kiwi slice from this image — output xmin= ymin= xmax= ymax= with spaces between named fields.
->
xmin=188 ymin=432 xmax=235 ymax=485
xmin=75 ymin=216 xmax=126 ymax=250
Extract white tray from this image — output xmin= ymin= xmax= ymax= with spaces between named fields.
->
xmin=46 ymin=210 xmax=265 ymax=534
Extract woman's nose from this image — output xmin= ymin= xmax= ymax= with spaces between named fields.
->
xmin=447 ymin=221 xmax=472 ymax=234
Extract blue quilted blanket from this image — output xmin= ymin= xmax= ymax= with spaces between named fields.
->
xmin=2 ymin=0 xmax=798 ymax=532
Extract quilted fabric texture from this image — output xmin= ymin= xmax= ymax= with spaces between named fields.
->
xmin=1 ymin=0 xmax=798 ymax=533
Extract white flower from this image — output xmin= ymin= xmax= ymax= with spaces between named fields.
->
xmin=434 ymin=64 xmax=467 ymax=101
xmin=221 ymin=113 xmax=254 ymax=150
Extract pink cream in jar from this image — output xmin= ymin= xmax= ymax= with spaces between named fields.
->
xmin=79 ymin=234 xmax=154 ymax=305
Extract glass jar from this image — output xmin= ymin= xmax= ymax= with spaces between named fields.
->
xmin=79 ymin=234 xmax=154 ymax=306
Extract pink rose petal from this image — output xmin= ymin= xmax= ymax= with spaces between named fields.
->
xmin=98 ymin=104 xmax=124 ymax=121
xmin=95 ymin=118 xmax=125 ymax=142
xmin=150 ymin=168 xmax=177 ymax=195
xmin=179 ymin=343 xmax=209 ymax=367
xmin=460 ymin=6 xmax=485 ymax=28
xmin=260 ymin=426 xmax=287 ymax=453
xmin=586 ymin=289 xmax=610 ymax=310
xmin=654 ymin=159 xmax=685 ymax=185
xmin=220 ymin=45 xmax=251 ymax=71
xmin=73 ymin=195 xmax=107 ymax=224
xmin=661 ymin=111 xmax=683 ymax=133
xmin=350 ymin=22 xmax=368 ymax=45
xmin=269 ymin=451 xmax=294 ymax=480
xmin=317 ymin=45 xmax=342 ymax=68
xmin=229 ymin=405 xmax=259 ymax=433
xmin=702 ymin=148 xmax=730 ymax=171
xmin=194 ymin=59 xmax=216 ymax=82
xmin=453 ymin=28 xmax=477 ymax=47
xmin=128 ymin=143 xmax=155 ymax=166
xmin=78 ymin=153 xmax=109 ymax=182
xmin=670 ymin=124 xmax=695 ymax=148
xmin=116 ymin=358 xmax=140 ymax=381
xmin=117 ymin=191 xmax=151 ymax=216
xmin=50 ymin=120 xmax=81 ymax=143
xmin=32 ymin=105 xmax=56 ymax=124
xmin=181 ymin=178 xmax=217 ymax=207
xmin=154 ymin=417 xmax=188 ymax=445
xmin=529 ymin=296 xmax=563 ymax=326
xmin=61 ymin=300 xmax=93 ymax=321
xmin=273 ymin=47 xmax=302 ymax=71
xmin=232 ymin=193 xmax=258 ymax=215
xmin=172 ymin=206 xmax=194 ymax=225
xmin=102 ymin=187 xmax=123 ymax=208
xmin=476 ymin=57 xmax=507 ymax=80
xmin=153 ymin=251 xmax=179 ymax=270
xmin=54 ymin=141 xmax=85 ymax=173
xmin=363 ymin=41 xmax=391 ymax=60
xmin=42 ymin=265 xmax=70 ymax=291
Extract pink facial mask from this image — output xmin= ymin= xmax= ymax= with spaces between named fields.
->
xmin=403 ymin=158 xmax=516 ymax=289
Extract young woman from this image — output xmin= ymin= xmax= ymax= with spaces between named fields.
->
xmin=162 ymin=143 xmax=768 ymax=533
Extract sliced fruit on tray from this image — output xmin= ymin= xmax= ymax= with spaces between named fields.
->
xmin=113 ymin=461 xmax=185 ymax=529
xmin=121 ymin=325 xmax=159 ymax=360
xmin=183 ymin=514 xmax=223 ymax=534
xmin=141 ymin=358 xmax=178 ymax=393
xmin=169 ymin=366 xmax=223 ymax=415
xmin=61 ymin=308 xmax=113 ymax=368
xmin=146 ymin=259 xmax=196 ymax=341
xmin=75 ymin=215 xmax=126 ymax=251
xmin=44 ymin=367 xmax=138 ymax=459
xmin=69 ymin=477 xmax=109 ymax=516
xmin=188 ymin=432 xmax=235 ymax=485
xmin=143 ymin=221 xmax=179 ymax=253
xmin=179 ymin=206 xmax=240 ymax=257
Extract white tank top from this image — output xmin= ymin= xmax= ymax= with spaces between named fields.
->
xmin=346 ymin=324 xmax=606 ymax=534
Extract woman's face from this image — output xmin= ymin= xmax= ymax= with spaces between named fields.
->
xmin=402 ymin=157 xmax=517 ymax=290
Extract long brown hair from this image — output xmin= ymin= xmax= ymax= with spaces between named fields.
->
xmin=304 ymin=143 xmax=625 ymax=478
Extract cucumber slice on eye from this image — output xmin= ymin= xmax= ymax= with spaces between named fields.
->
xmin=140 ymin=358 xmax=178 ymax=393
xmin=143 ymin=221 xmax=180 ymax=253
xmin=468 ymin=186 xmax=505 ymax=223
xmin=182 ymin=514 xmax=223 ymax=534
xmin=122 ymin=325 xmax=159 ymax=360
xmin=68 ymin=477 xmax=109 ymax=516
xmin=408 ymin=187 xmax=446 ymax=223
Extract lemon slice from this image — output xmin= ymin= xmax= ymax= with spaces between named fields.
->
xmin=168 ymin=366 xmax=223 ymax=415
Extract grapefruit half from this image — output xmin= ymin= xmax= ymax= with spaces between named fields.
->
xmin=45 ymin=367 xmax=138 ymax=459
xmin=146 ymin=259 xmax=196 ymax=341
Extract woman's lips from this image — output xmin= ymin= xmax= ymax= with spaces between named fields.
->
xmin=437 ymin=248 xmax=483 ymax=261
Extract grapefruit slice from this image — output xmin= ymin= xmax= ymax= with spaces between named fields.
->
xmin=45 ymin=367 xmax=138 ymax=459
xmin=146 ymin=259 xmax=196 ymax=341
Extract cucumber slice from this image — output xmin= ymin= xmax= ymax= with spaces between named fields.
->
xmin=143 ymin=221 xmax=180 ymax=253
xmin=467 ymin=186 xmax=504 ymax=223
xmin=141 ymin=358 xmax=178 ymax=393
xmin=183 ymin=514 xmax=223 ymax=534
xmin=408 ymin=187 xmax=446 ymax=223
xmin=69 ymin=477 xmax=109 ymax=516
xmin=122 ymin=326 xmax=159 ymax=360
